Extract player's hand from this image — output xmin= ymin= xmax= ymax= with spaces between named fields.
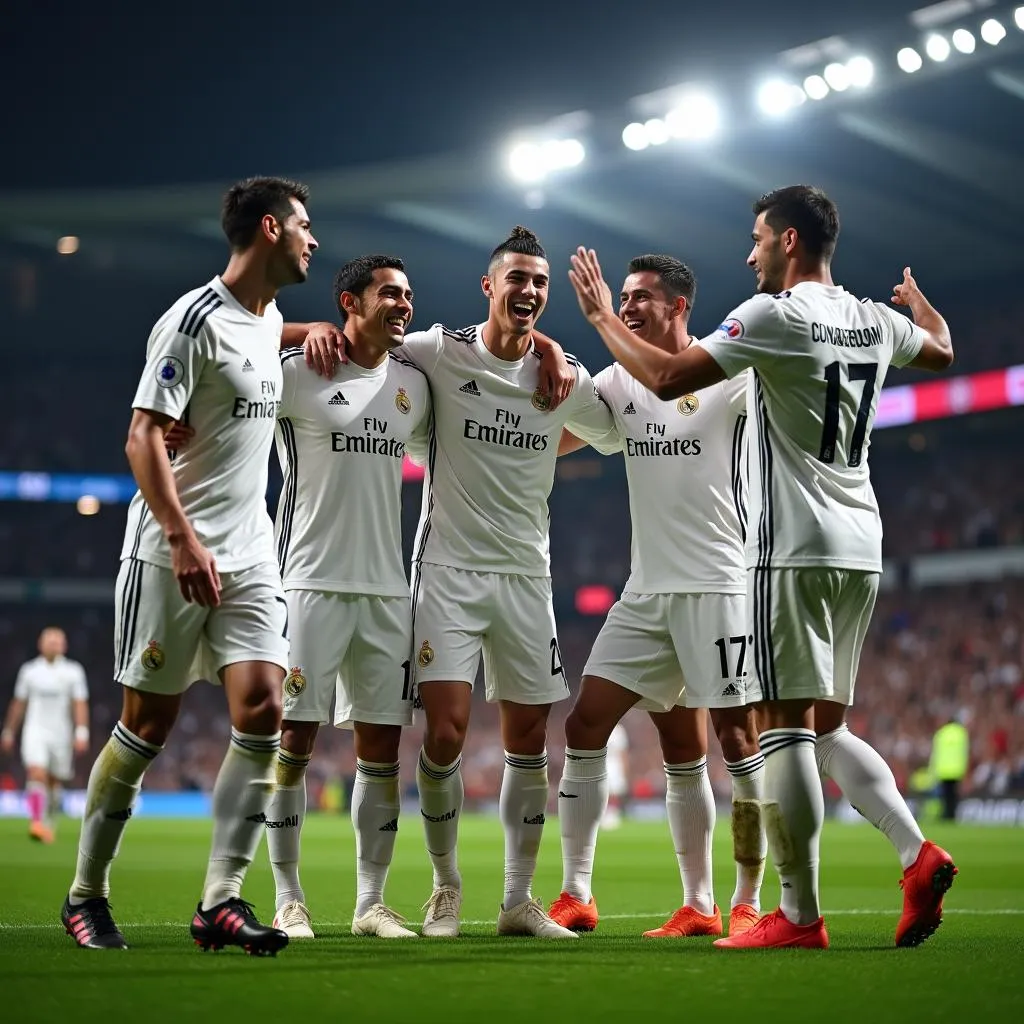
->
xmin=169 ymin=532 xmax=222 ymax=607
xmin=163 ymin=421 xmax=195 ymax=453
xmin=538 ymin=343 xmax=575 ymax=410
xmin=0 ymin=731 xmax=13 ymax=754
xmin=891 ymin=266 xmax=923 ymax=308
xmin=74 ymin=735 xmax=89 ymax=755
xmin=569 ymin=247 xmax=615 ymax=324
xmin=305 ymin=321 xmax=347 ymax=377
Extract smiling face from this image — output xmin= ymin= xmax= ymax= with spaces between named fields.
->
xmin=747 ymin=210 xmax=790 ymax=295
xmin=343 ymin=267 xmax=414 ymax=349
xmin=268 ymin=197 xmax=318 ymax=287
xmin=482 ymin=252 xmax=549 ymax=337
xmin=618 ymin=270 xmax=686 ymax=343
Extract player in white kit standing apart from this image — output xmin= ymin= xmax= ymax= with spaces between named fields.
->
xmin=568 ymin=185 xmax=957 ymax=950
xmin=402 ymin=227 xmax=618 ymax=939
xmin=60 ymin=177 xmax=317 ymax=955
xmin=2 ymin=627 xmax=90 ymax=843
xmin=548 ymin=256 xmax=765 ymax=940
xmin=601 ymin=724 xmax=629 ymax=830
xmin=264 ymin=255 xmax=431 ymax=940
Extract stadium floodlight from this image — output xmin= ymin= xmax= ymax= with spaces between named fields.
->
xmin=56 ymin=235 xmax=79 ymax=255
xmin=1016 ymin=7 xmax=1024 ymax=31
xmin=951 ymin=29 xmax=976 ymax=54
xmin=980 ymin=18 xmax=1006 ymax=44
xmin=846 ymin=55 xmax=874 ymax=88
xmin=756 ymin=79 xmax=806 ymax=117
xmin=823 ymin=62 xmax=850 ymax=91
xmin=507 ymin=138 xmax=585 ymax=183
xmin=803 ymin=74 xmax=830 ymax=100
xmin=622 ymin=121 xmax=649 ymax=151
xmin=897 ymin=47 xmax=924 ymax=72
xmin=925 ymin=33 xmax=951 ymax=61
xmin=665 ymin=91 xmax=721 ymax=141
xmin=644 ymin=117 xmax=670 ymax=146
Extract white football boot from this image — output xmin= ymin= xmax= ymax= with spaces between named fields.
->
xmin=420 ymin=886 xmax=462 ymax=937
xmin=352 ymin=904 xmax=418 ymax=939
xmin=272 ymin=899 xmax=315 ymax=939
xmin=497 ymin=898 xmax=578 ymax=939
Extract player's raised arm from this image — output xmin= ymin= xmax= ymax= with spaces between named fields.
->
xmin=531 ymin=330 xmax=575 ymax=409
xmin=891 ymin=267 xmax=953 ymax=372
xmin=570 ymin=248 xmax=726 ymax=400
xmin=125 ymin=408 xmax=221 ymax=607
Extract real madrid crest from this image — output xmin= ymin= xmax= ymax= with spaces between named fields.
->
xmin=531 ymin=388 xmax=551 ymax=412
xmin=677 ymin=394 xmax=699 ymax=416
xmin=284 ymin=667 xmax=307 ymax=698
xmin=395 ymin=387 xmax=411 ymax=414
xmin=417 ymin=640 xmax=435 ymax=668
xmin=140 ymin=639 xmax=165 ymax=671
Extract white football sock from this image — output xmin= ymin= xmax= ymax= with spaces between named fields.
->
xmin=352 ymin=759 xmax=401 ymax=917
xmin=558 ymin=746 xmax=608 ymax=903
xmin=267 ymin=748 xmax=311 ymax=911
xmin=725 ymin=752 xmax=767 ymax=910
xmin=47 ymin=782 xmax=64 ymax=827
xmin=665 ymin=758 xmax=716 ymax=916
xmin=500 ymin=751 xmax=549 ymax=909
xmin=760 ymin=728 xmax=823 ymax=926
xmin=816 ymin=723 xmax=925 ymax=869
xmin=416 ymin=748 xmax=463 ymax=890
xmin=201 ymin=729 xmax=279 ymax=911
xmin=69 ymin=722 xmax=161 ymax=903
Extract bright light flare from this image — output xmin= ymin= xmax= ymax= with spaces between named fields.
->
xmin=897 ymin=47 xmax=923 ymax=72
xmin=756 ymin=79 xmax=806 ymax=117
xmin=804 ymin=74 xmax=829 ymax=100
xmin=925 ymin=34 xmax=951 ymax=61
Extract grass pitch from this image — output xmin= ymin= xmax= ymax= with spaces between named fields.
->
xmin=1 ymin=815 xmax=1021 ymax=1023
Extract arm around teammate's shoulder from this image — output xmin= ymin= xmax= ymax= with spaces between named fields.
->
xmin=891 ymin=267 xmax=953 ymax=372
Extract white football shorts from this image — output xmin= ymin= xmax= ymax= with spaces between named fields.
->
xmin=411 ymin=562 xmax=569 ymax=705
xmin=748 ymin=567 xmax=879 ymax=704
xmin=113 ymin=559 xmax=289 ymax=695
xmin=22 ymin=730 xmax=73 ymax=781
xmin=280 ymin=589 xmax=414 ymax=729
xmin=584 ymin=591 xmax=754 ymax=711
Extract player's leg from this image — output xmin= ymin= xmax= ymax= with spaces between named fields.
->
xmin=266 ymin=589 xmax=351 ymax=938
xmin=486 ymin=574 xmax=575 ymax=939
xmin=643 ymin=706 xmax=722 ymax=936
xmin=711 ymin=704 xmax=766 ymax=934
xmin=344 ymin=595 xmax=416 ymax=939
xmin=63 ymin=559 xmax=195 ymax=950
xmin=413 ymin=564 xmax=487 ymax=937
xmin=190 ymin=564 xmax=290 ymax=956
xmin=23 ymin=760 xmax=51 ymax=842
xmin=816 ymin=571 xmax=955 ymax=947
xmin=716 ymin=568 xmax=831 ymax=950
xmin=46 ymin=768 xmax=66 ymax=835
xmin=552 ymin=593 xmax=681 ymax=931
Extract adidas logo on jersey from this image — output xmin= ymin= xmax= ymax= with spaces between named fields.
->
xmin=459 ymin=379 xmax=481 ymax=396
xmin=242 ymin=358 xmax=255 ymax=372
xmin=378 ymin=818 xmax=399 ymax=833
xmin=721 ymin=682 xmax=742 ymax=698
xmin=623 ymin=402 xmax=636 ymax=414
xmin=328 ymin=391 xmax=350 ymax=405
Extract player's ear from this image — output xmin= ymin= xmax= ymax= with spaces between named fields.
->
xmin=781 ymin=226 xmax=799 ymax=256
xmin=339 ymin=290 xmax=359 ymax=318
xmin=673 ymin=296 xmax=689 ymax=320
xmin=481 ymin=274 xmax=493 ymax=299
xmin=260 ymin=213 xmax=281 ymax=245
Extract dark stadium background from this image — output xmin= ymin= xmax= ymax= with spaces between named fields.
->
xmin=1 ymin=0 xmax=1022 ymax=815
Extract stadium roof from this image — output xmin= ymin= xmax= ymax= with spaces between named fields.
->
xmin=4 ymin=0 xmax=1024 ymax=342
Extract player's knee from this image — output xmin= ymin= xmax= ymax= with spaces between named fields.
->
xmin=425 ymin=717 xmax=467 ymax=762
xmin=717 ymin=721 xmax=757 ymax=762
xmin=232 ymin=684 xmax=283 ymax=735
xmin=564 ymin=706 xmax=613 ymax=751
xmin=354 ymin=723 xmax=402 ymax=764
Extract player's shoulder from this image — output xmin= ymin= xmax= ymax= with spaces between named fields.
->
xmin=436 ymin=323 xmax=478 ymax=346
xmin=157 ymin=279 xmax=225 ymax=341
xmin=714 ymin=292 xmax=786 ymax=339
xmin=387 ymin=350 xmax=431 ymax=401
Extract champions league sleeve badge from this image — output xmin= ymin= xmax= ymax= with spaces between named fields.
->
xmin=156 ymin=355 xmax=185 ymax=388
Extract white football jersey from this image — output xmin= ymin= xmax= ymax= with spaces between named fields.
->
xmin=14 ymin=656 xmax=88 ymax=737
xmin=404 ymin=323 xmax=619 ymax=576
xmin=121 ymin=277 xmax=283 ymax=572
xmin=275 ymin=348 xmax=431 ymax=596
xmin=593 ymin=363 xmax=747 ymax=594
xmin=699 ymin=283 xmax=926 ymax=572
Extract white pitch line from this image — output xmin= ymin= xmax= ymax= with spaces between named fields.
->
xmin=2 ymin=908 xmax=1022 ymax=931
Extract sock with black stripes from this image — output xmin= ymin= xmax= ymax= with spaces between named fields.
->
xmin=665 ymin=758 xmax=716 ymax=916
xmin=416 ymin=748 xmax=463 ymax=890
xmin=352 ymin=759 xmax=401 ymax=917
xmin=69 ymin=722 xmax=162 ymax=903
xmin=201 ymin=729 xmax=280 ymax=911
xmin=725 ymin=752 xmax=767 ymax=910
xmin=816 ymin=723 xmax=925 ymax=869
xmin=500 ymin=750 xmax=549 ymax=909
xmin=558 ymin=746 xmax=608 ymax=903
xmin=760 ymin=728 xmax=823 ymax=926
xmin=266 ymin=748 xmax=312 ymax=911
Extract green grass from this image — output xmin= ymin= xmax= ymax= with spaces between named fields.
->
xmin=1 ymin=815 xmax=1022 ymax=1023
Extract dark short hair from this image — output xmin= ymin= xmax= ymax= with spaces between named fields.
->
xmin=753 ymin=184 xmax=839 ymax=261
xmin=220 ymin=176 xmax=310 ymax=251
xmin=626 ymin=254 xmax=697 ymax=312
xmin=488 ymin=225 xmax=547 ymax=274
xmin=333 ymin=254 xmax=406 ymax=322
